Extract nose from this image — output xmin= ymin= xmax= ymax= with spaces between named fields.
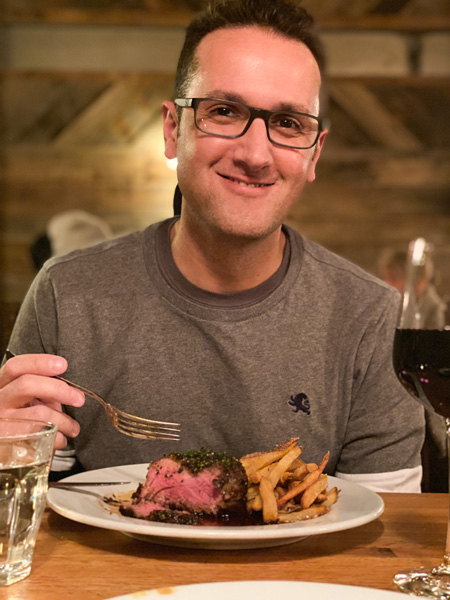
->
xmin=232 ymin=116 xmax=273 ymax=169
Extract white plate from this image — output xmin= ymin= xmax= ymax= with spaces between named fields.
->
xmin=47 ymin=463 xmax=384 ymax=550
xmin=106 ymin=581 xmax=402 ymax=600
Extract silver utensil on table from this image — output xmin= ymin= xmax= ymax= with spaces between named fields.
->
xmin=49 ymin=481 xmax=131 ymax=488
xmin=5 ymin=350 xmax=180 ymax=441
xmin=49 ymin=480 xmax=132 ymax=499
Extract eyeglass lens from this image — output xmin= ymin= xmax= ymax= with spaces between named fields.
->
xmin=194 ymin=99 xmax=319 ymax=149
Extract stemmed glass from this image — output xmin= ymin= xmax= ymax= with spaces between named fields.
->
xmin=392 ymin=237 xmax=450 ymax=597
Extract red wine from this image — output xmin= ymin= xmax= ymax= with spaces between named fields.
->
xmin=393 ymin=328 xmax=450 ymax=418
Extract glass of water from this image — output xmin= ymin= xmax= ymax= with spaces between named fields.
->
xmin=0 ymin=418 xmax=57 ymax=586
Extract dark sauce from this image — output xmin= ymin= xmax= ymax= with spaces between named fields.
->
xmin=197 ymin=510 xmax=263 ymax=527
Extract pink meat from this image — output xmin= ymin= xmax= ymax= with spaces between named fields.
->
xmin=120 ymin=449 xmax=248 ymax=523
xmin=136 ymin=457 xmax=225 ymax=514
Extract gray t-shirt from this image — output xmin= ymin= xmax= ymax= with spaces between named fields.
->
xmin=8 ymin=219 xmax=424 ymax=475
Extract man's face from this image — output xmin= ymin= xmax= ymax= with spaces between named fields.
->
xmin=163 ymin=26 xmax=327 ymax=241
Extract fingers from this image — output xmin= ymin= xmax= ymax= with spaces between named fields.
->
xmin=0 ymin=372 xmax=84 ymax=411
xmin=0 ymin=353 xmax=85 ymax=445
xmin=10 ymin=406 xmax=77 ymax=450
xmin=0 ymin=353 xmax=69 ymax=388
xmin=54 ymin=432 xmax=70 ymax=450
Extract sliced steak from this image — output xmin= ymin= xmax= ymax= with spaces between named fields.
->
xmin=119 ymin=448 xmax=248 ymax=524
xmin=120 ymin=501 xmax=200 ymax=525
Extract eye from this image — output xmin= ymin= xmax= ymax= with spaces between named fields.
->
xmin=212 ymin=105 xmax=236 ymax=117
xmin=200 ymin=101 xmax=246 ymax=122
xmin=284 ymin=118 xmax=300 ymax=130
xmin=274 ymin=115 xmax=303 ymax=132
xmin=270 ymin=113 xmax=317 ymax=138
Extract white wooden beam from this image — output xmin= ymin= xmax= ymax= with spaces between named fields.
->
xmin=323 ymin=32 xmax=411 ymax=76
xmin=421 ymin=33 xmax=450 ymax=75
xmin=0 ymin=24 xmax=185 ymax=73
xmin=1 ymin=24 xmax=449 ymax=76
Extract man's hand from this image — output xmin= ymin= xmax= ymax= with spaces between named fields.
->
xmin=0 ymin=353 xmax=85 ymax=449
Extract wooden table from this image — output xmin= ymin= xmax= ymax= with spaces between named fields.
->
xmin=0 ymin=493 xmax=447 ymax=600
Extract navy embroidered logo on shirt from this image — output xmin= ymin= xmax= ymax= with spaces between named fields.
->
xmin=288 ymin=393 xmax=311 ymax=415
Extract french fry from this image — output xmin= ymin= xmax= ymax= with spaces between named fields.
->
xmin=268 ymin=446 xmax=301 ymax=488
xmin=240 ymin=437 xmax=299 ymax=478
xmin=250 ymin=446 xmax=302 ymax=485
xmin=279 ymin=500 xmax=299 ymax=513
xmin=259 ymin=475 xmax=278 ymax=523
xmin=240 ymin=440 xmax=339 ymax=525
xmin=289 ymin=458 xmax=306 ymax=471
xmin=248 ymin=464 xmax=271 ymax=484
xmin=300 ymin=474 xmax=328 ymax=509
xmin=247 ymin=483 xmax=261 ymax=511
xmin=318 ymin=486 xmax=340 ymax=507
xmin=277 ymin=505 xmax=329 ymax=523
xmin=291 ymin=463 xmax=309 ymax=481
xmin=246 ymin=484 xmax=259 ymax=502
xmin=274 ymin=485 xmax=285 ymax=499
xmin=251 ymin=494 xmax=263 ymax=512
xmin=279 ymin=471 xmax=293 ymax=485
xmin=276 ymin=451 xmax=330 ymax=508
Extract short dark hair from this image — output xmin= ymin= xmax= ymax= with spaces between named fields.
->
xmin=174 ymin=0 xmax=326 ymax=100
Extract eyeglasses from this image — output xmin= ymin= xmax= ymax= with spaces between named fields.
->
xmin=174 ymin=98 xmax=323 ymax=150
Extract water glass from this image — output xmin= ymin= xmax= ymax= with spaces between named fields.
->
xmin=0 ymin=418 xmax=57 ymax=586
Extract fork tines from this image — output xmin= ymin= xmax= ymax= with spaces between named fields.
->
xmin=112 ymin=409 xmax=180 ymax=441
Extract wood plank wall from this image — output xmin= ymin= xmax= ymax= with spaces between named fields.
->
xmin=1 ymin=7 xmax=450 ymax=353
xmin=2 ymin=120 xmax=449 ymax=298
xmin=1 ymin=77 xmax=450 ymax=320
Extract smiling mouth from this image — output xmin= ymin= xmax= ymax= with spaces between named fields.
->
xmin=221 ymin=175 xmax=273 ymax=188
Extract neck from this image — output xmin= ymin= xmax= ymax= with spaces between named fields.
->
xmin=170 ymin=219 xmax=286 ymax=293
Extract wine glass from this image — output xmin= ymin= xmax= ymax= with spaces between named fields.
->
xmin=392 ymin=237 xmax=450 ymax=596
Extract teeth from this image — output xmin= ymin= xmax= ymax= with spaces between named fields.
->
xmin=229 ymin=177 xmax=269 ymax=188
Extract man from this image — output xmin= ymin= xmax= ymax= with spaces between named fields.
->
xmin=0 ymin=0 xmax=424 ymax=491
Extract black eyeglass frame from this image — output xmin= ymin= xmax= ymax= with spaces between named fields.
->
xmin=174 ymin=97 xmax=325 ymax=150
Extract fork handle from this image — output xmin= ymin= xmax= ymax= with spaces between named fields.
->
xmin=6 ymin=350 xmax=103 ymax=403
xmin=53 ymin=375 xmax=108 ymax=408
xmin=6 ymin=349 xmax=108 ymax=410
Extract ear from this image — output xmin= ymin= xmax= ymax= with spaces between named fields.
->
xmin=162 ymin=100 xmax=178 ymax=159
xmin=306 ymin=128 xmax=328 ymax=183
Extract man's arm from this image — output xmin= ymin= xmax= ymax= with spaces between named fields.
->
xmin=0 ymin=352 xmax=85 ymax=449
xmin=1 ymin=268 xmax=85 ymax=449
xmin=335 ymin=466 xmax=422 ymax=493
xmin=335 ymin=292 xmax=425 ymax=492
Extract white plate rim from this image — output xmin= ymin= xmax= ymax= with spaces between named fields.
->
xmin=47 ymin=463 xmax=384 ymax=543
xmin=105 ymin=580 xmax=403 ymax=600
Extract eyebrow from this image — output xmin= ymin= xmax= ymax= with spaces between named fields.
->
xmin=203 ymin=90 xmax=314 ymax=115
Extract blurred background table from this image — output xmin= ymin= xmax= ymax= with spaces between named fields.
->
xmin=1 ymin=493 xmax=446 ymax=600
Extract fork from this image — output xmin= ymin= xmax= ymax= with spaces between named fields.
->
xmin=5 ymin=350 xmax=180 ymax=441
